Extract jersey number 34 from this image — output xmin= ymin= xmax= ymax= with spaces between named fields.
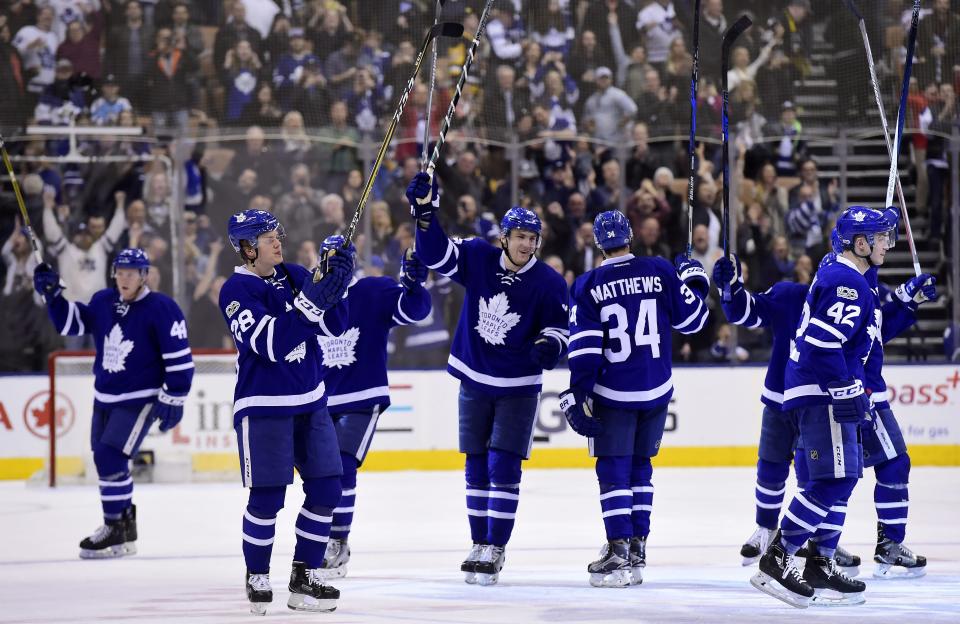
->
xmin=601 ymin=300 xmax=660 ymax=361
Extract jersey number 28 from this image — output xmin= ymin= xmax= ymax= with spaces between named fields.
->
xmin=230 ymin=309 xmax=255 ymax=343
xmin=601 ymin=300 xmax=660 ymax=361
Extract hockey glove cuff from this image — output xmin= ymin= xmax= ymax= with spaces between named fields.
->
xmin=673 ymin=254 xmax=709 ymax=299
xmin=827 ymin=380 xmax=871 ymax=424
xmin=400 ymin=248 xmax=428 ymax=290
xmin=711 ymin=254 xmax=742 ymax=294
xmin=559 ymin=388 xmax=603 ymax=437
xmin=895 ymin=274 xmax=937 ymax=306
xmin=529 ymin=335 xmax=563 ymax=370
xmin=152 ymin=388 xmax=185 ymax=432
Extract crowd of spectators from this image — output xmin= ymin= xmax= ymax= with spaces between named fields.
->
xmin=0 ymin=0 xmax=956 ymax=371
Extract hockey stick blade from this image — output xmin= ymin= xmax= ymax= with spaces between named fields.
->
xmin=435 ymin=22 xmax=464 ymax=40
xmin=722 ymin=15 xmax=752 ymax=55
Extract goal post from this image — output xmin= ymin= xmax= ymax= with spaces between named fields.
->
xmin=45 ymin=348 xmax=240 ymax=487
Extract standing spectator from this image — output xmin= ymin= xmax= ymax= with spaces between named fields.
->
xmin=582 ymin=66 xmax=637 ymax=143
xmin=636 ymin=0 xmax=680 ymax=70
xmin=56 ymin=8 xmax=103 ymax=79
xmin=261 ymin=12 xmax=290 ymax=68
xmin=0 ymin=14 xmax=29 ymax=131
xmin=434 ymin=149 xmax=485 ymax=222
xmin=765 ymin=0 xmax=812 ymax=100
xmin=607 ymin=9 xmax=651 ymax=101
xmin=226 ymin=125 xmax=278 ymax=185
xmin=278 ymin=110 xmax=313 ymax=168
xmin=106 ymin=0 xmax=153 ymax=111
xmin=241 ymin=83 xmax=283 ymax=128
xmin=763 ymin=101 xmax=806 ymax=177
xmin=568 ymin=30 xmax=612 ymax=105
xmin=698 ymin=0 xmax=726 ymax=83
xmin=292 ymin=59 xmax=331 ymax=127
xmin=727 ymin=40 xmax=779 ymax=94
xmin=168 ymin=1 xmax=204 ymax=59
xmin=143 ymin=169 xmax=174 ymax=233
xmin=448 ymin=195 xmax=498 ymax=242
xmin=632 ymin=215 xmax=671 ymax=258
xmin=314 ymin=100 xmax=360 ymax=192
xmin=2 ymin=216 xmax=42 ymax=304
xmin=311 ymin=2 xmax=352 ymax=62
xmin=920 ymin=82 xmax=956 ymax=242
xmin=273 ymin=164 xmax=325 ymax=249
xmin=222 ymin=39 xmax=263 ymax=125
xmin=568 ymin=221 xmax=598 ymax=276
xmin=917 ymin=0 xmax=960 ymax=87
xmin=146 ymin=26 xmax=196 ymax=135
xmin=323 ymin=32 xmax=360 ymax=101
xmin=485 ymin=7 xmax=522 ymax=65
xmin=588 ymin=158 xmax=623 ymax=216
xmin=213 ymin=1 xmax=262 ymax=72
xmin=12 ymin=6 xmax=60 ymax=104
xmin=787 ymin=158 xmax=838 ymax=222
xmin=737 ymin=200 xmax=774 ymax=291
xmin=663 ymin=36 xmax=692 ymax=95
xmin=272 ymin=27 xmax=317 ymax=111
xmin=635 ymin=67 xmax=678 ymax=132
xmin=526 ymin=0 xmax=574 ymax=57
xmin=750 ymin=162 xmax=788 ymax=238
xmin=785 ymin=183 xmax=825 ymax=259
xmin=316 ymin=192 xmax=346 ymax=240
xmin=483 ymin=64 xmax=529 ymax=136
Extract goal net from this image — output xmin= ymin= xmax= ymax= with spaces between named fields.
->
xmin=41 ymin=349 xmax=240 ymax=487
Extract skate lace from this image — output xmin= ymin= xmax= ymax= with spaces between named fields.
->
xmin=749 ymin=527 xmax=772 ymax=549
xmin=784 ymin=555 xmax=806 ymax=585
xmin=306 ymin=568 xmax=327 ymax=587
xmin=480 ymin=545 xmax=503 ymax=563
xmin=826 ymin=558 xmax=855 ymax=583
xmin=248 ymin=574 xmax=271 ymax=591
xmin=467 ymin=544 xmax=484 ymax=561
xmin=89 ymin=524 xmax=113 ymax=544
xmin=895 ymin=543 xmax=917 ymax=560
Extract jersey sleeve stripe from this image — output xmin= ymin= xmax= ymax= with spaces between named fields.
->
xmin=735 ymin=293 xmax=754 ymax=325
xmin=60 ymin=301 xmax=76 ymax=336
xmin=249 ymin=314 xmax=272 ymax=355
xmin=747 ymin=316 xmax=763 ymax=329
xmin=804 ymin=335 xmax=842 ymax=349
xmin=317 ymin=311 xmax=334 ymax=338
xmin=672 ymin=299 xmax=705 ymax=331
xmin=809 ymin=317 xmax=848 ymax=341
xmin=76 ymin=303 xmax=86 ymax=335
xmin=266 ymin=317 xmax=277 ymax=362
xmin=164 ymin=362 xmax=195 ymax=372
xmin=162 ymin=347 xmax=192 ymax=360
xmin=395 ymin=297 xmax=418 ymax=324
xmin=568 ymin=347 xmax=603 ymax=359
xmin=570 ymin=330 xmax=604 ymax=343
xmin=426 ymin=238 xmax=458 ymax=270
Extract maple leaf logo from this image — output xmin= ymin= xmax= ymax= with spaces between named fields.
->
xmin=31 ymin=397 xmax=68 ymax=430
xmin=285 ymin=341 xmax=307 ymax=364
xmin=102 ymin=324 xmax=135 ymax=373
xmin=476 ymin=292 xmax=521 ymax=346
xmin=318 ymin=327 xmax=360 ymax=369
xmin=853 ymin=211 xmax=866 ymax=223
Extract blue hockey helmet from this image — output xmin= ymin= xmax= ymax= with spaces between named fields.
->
xmin=500 ymin=206 xmax=542 ymax=238
xmin=593 ymin=210 xmax=633 ymax=251
xmin=830 ymin=227 xmax=843 ymax=254
xmin=227 ymin=209 xmax=285 ymax=252
xmin=834 ymin=206 xmax=896 ymax=253
xmin=112 ymin=248 xmax=150 ymax=275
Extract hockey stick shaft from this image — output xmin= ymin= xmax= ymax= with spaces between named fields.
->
xmin=425 ymin=0 xmax=497 ymax=177
xmin=720 ymin=16 xmax=751 ymax=303
xmin=686 ymin=0 xmax=702 ymax=258
xmin=846 ymin=0 xmax=921 ymax=276
xmin=421 ymin=0 xmax=444 ymax=169
xmin=0 ymin=134 xmax=44 ymax=265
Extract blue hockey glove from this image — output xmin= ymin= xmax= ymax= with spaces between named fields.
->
xmin=827 ymin=380 xmax=872 ymax=424
xmin=151 ymin=388 xmax=185 ymax=432
xmin=299 ymin=247 xmax=355 ymax=316
xmin=33 ymin=262 xmax=64 ymax=302
xmin=559 ymin=388 xmax=603 ymax=437
xmin=529 ymin=336 xmax=563 ymax=370
xmin=400 ymin=248 xmax=428 ymax=290
xmin=711 ymin=254 xmax=742 ymax=294
xmin=895 ymin=273 xmax=937 ymax=306
xmin=406 ymin=172 xmax=438 ymax=226
xmin=673 ymin=254 xmax=709 ymax=299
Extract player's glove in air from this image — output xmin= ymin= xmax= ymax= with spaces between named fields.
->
xmin=303 ymin=247 xmax=355 ymax=311
xmin=33 ymin=262 xmax=64 ymax=302
xmin=529 ymin=336 xmax=563 ymax=370
xmin=673 ymin=254 xmax=709 ymax=299
xmin=150 ymin=388 xmax=185 ymax=432
xmin=827 ymin=379 xmax=872 ymax=426
xmin=407 ymin=172 xmax=438 ymax=227
xmin=895 ymin=273 xmax=937 ymax=306
xmin=559 ymin=388 xmax=603 ymax=437
xmin=400 ymin=248 xmax=428 ymax=290
xmin=712 ymin=254 xmax=743 ymax=294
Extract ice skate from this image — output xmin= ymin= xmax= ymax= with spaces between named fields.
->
xmin=245 ymin=571 xmax=272 ymax=616
xmin=474 ymin=544 xmax=505 ymax=586
xmin=321 ymin=538 xmax=350 ymax=579
xmin=287 ymin=561 xmax=339 ymax=612
xmin=803 ymin=553 xmax=866 ymax=606
xmin=874 ymin=523 xmax=927 ymax=579
xmin=588 ymin=540 xmax=633 ymax=588
xmin=629 ymin=536 xmax=646 ymax=585
xmin=750 ymin=533 xmax=814 ymax=609
xmin=740 ymin=526 xmax=776 ymax=566
xmin=796 ymin=541 xmax=861 ymax=576
xmin=79 ymin=505 xmax=137 ymax=559
xmin=461 ymin=543 xmax=484 ymax=584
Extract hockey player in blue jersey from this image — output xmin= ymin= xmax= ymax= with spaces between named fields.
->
xmin=317 ymin=235 xmax=432 ymax=578
xmin=407 ymin=172 xmax=570 ymax=586
xmin=560 ymin=210 xmax=710 ymax=587
xmin=219 ymin=209 xmax=354 ymax=615
xmin=33 ymin=248 xmax=194 ymax=559
xmin=750 ymin=207 xmax=896 ymax=608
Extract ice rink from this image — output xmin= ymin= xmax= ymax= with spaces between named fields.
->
xmin=3 ymin=466 xmax=959 ymax=623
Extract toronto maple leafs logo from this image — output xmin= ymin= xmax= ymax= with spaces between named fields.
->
xmin=102 ymin=324 xmax=134 ymax=373
xmin=285 ymin=341 xmax=307 ymax=364
xmin=863 ymin=308 xmax=883 ymax=364
xmin=318 ymin=327 xmax=360 ymax=368
xmin=853 ymin=211 xmax=866 ymax=223
xmin=233 ymin=212 xmax=247 ymax=223
xmin=476 ymin=292 xmax=521 ymax=345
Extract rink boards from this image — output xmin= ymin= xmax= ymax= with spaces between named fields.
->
xmin=0 ymin=364 xmax=958 ymax=479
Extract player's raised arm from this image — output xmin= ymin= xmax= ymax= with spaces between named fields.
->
xmin=667 ymin=257 xmax=710 ymax=336
xmin=34 ymin=262 xmax=92 ymax=336
xmin=713 ymin=254 xmax=764 ymax=329
xmin=392 ymin=248 xmax=432 ymax=326
xmin=407 ymin=172 xmax=469 ymax=284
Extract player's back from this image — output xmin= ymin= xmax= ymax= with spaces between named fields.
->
xmin=753 ymin=282 xmax=809 ymax=408
xmin=570 ymin=254 xmax=708 ymax=409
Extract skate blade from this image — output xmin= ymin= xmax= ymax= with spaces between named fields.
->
xmin=810 ymin=588 xmax=866 ymax=606
xmin=463 ymin=571 xmax=478 ymax=584
xmin=249 ymin=602 xmax=267 ymax=616
xmin=630 ymin=567 xmax=644 ymax=585
xmin=476 ymin=572 xmax=499 ymax=586
xmin=873 ymin=563 xmax=926 ymax=580
xmin=750 ymin=571 xmax=811 ymax=609
xmin=287 ymin=593 xmax=337 ymax=612
xmin=323 ymin=564 xmax=348 ymax=579
xmin=589 ymin=570 xmax=633 ymax=588
xmin=79 ymin=542 xmax=137 ymax=559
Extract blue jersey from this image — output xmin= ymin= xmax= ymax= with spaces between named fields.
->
xmin=719 ymin=281 xmax=808 ymax=409
xmin=864 ymin=269 xmax=918 ymax=410
xmin=401 ymin=275 xmax=453 ymax=352
xmin=415 ymin=219 xmax=569 ymax=397
xmin=46 ymin=287 xmax=194 ymax=409
xmin=219 ymin=264 xmax=349 ymax=426
xmin=568 ymin=254 xmax=709 ymax=409
xmin=783 ymin=256 xmax=878 ymax=409
xmin=323 ymin=276 xmax=431 ymax=413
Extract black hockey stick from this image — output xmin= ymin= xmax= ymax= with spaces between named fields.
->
xmin=421 ymin=0 xmax=447 ymax=170
xmin=425 ymin=0 xmax=497 ymax=177
xmin=0 ymin=134 xmax=43 ymax=264
xmin=720 ymin=15 xmax=751 ymax=303
xmin=844 ymin=0 xmax=921 ymax=276
xmin=685 ymin=0 xmax=702 ymax=258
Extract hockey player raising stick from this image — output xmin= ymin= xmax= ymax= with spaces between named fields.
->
xmin=219 ymin=210 xmax=354 ymax=615
xmin=34 ymin=249 xmax=194 ymax=559
xmin=407 ymin=172 xmax=570 ymax=586
xmin=560 ymin=210 xmax=710 ymax=587
xmin=318 ymin=235 xmax=432 ymax=578
xmin=751 ymin=207 xmax=897 ymax=608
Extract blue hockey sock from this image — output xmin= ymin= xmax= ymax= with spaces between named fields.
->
xmin=779 ymin=478 xmax=857 ymax=554
xmin=93 ymin=445 xmax=132 ymax=521
xmin=294 ymin=476 xmax=340 ymax=568
xmin=464 ymin=453 xmax=489 ymax=543
xmin=755 ymin=459 xmax=790 ymax=529
xmin=595 ymin=455 xmax=632 ymax=540
xmin=629 ymin=456 xmax=653 ymax=539
xmin=331 ymin=453 xmax=358 ymax=541
xmin=243 ymin=486 xmax=285 ymax=574
xmin=874 ymin=454 xmax=910 ymax=543
xmin=487 ymin=449 xmax=522 ymax=547
xmin=810 ymin=496 xmax=849 ymax=558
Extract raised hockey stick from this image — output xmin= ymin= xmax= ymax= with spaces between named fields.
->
xmin=0 ymin=134 xmax=44 ymax=265
xmin=720 ymin=15 xmax=751 ymax=303
xmin=425 ymin=0 xmax=497 ymax=177
xmin=845 ymin=0 xmax=921 ymax=276
xmin=685 ymin=0 xmax=702 ymax=258
xmin=421 ymin=0 xmax=446 ymax=170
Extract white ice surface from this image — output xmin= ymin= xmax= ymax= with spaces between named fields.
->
xmin=2 ymin=467 xmax=959 ymax=623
